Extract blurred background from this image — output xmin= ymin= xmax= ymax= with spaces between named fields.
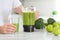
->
xmin=20 ymin=0 xmax=56 ymax=17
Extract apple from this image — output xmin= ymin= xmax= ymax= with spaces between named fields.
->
xmin=53 ymin=22 xmax=60 ymax=27
xmin=56 ymin=22 xmax=60 ymax=26
xmin=53 ymin=27 xmax=60 ymax=36
xmin=46 ymin=24 xmax=53 ymax=32
xmin=52 ymin=22 xmax=60 ymax=36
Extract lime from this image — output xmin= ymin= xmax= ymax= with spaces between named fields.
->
xmin=56 ymin=22 xmax=60 ymax=26
xmin=53 ymin=22 xmax=60 ymax=27
xmin=53 ymin=27 xmax=60 ymax=36
xmin=46 ymin=24 xmax=53 ymax=32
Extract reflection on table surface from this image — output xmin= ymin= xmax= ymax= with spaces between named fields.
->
xmin=0 ymin=29 xmax=60 ymax=40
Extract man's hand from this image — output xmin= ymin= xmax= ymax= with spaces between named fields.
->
xmin=14 ymin=5 xmax=23 ymax=15
xmin=0 ymin=24 xmax=16 ymax=34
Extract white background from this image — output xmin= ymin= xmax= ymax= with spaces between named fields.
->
xmin=22 ymin=0 xmax=56 ymax=17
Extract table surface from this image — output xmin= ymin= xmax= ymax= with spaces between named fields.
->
xmin=0 ymin=29 xmax=60 ymax=40
xmin=0 ymin=16 xmax=60 ymax=40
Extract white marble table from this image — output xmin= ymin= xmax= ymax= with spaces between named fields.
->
xmin=0 ymin=29 xmax=60 ymax=40
xmin=0 ymin=16 xmax=60 ymax=40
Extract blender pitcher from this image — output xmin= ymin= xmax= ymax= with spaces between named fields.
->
xmin=23 ymin=6 xmax=35 ymax=32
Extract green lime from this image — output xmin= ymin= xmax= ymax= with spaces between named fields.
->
xmin=56 ymin=22 xmax=60 ymax=26
xmin=46 ymin=24 xmax=53 ymax=32
xmin=53 ymin=27 xmax=60 ymax=36
xmin=53 ymin=22 xmax=60 ymax=27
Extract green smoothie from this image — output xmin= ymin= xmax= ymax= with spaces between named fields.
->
xmin=29 ymin=12 xmax=35 ymax=25
xmin=13 ymin=23 xmax=19 ymax=32
xmin=23 ymin=11 xmax=35 ymax=25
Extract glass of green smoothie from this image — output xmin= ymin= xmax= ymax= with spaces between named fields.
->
xmin=23 ymin=7 xmax=35 ymax=32
xmin=10 ymin=13 xmax=20 ymax=32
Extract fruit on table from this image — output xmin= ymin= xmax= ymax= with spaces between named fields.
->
xmin=47 ymin=18 xmax=56 ymax=24
xmin=52 ymin=22 xmax=60 ymax=36
xmin=53 ymin=27 xmax=60 ymax=36
xmin=56 ymin=22 xmax=60 ymax=26
xmin=53 ymin=22 xmax=59 ymax=27
xmin=46 ymin=24 xmax=53 ymax=32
